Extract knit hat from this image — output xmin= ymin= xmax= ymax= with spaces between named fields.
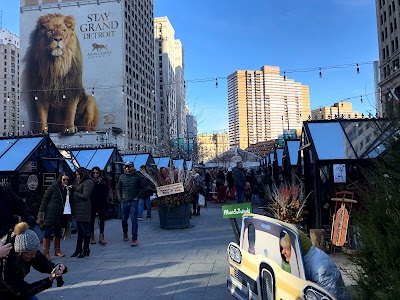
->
xmin=298 ymin=230 xmax=312 ymax=255
xmin=13 ymin=222 xmax=40 ymax=253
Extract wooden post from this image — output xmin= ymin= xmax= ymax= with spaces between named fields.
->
xmin=310 ymin=229 xmax=326 ymax=250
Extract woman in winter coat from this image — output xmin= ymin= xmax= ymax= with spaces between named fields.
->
xmin=90 ymin=166 xmax=109 ymax=245
xmin=71 ymin=167 xmax=94 ymax=258
xmin=0 ymin=222 xmax=67 ymax=299
xmin=37 ymin=173 xmax=73 ymax=260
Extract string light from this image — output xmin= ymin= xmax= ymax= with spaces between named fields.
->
xmin=283 ymin=71 xmax=286 ymax=81
xmin=91 ymin=87 xmax=94 ymax=96
xmin=360 ymin=96 xmax=363 ymax=103
xmin=215 ymin=78 xmax=218 ymax=88
xmin=7 ymin=93 xmax=10 ymax=101
xmin=356 ymin=63 xmax=360 ymax=74
xmin=319 ymin=68 xmax=322 ymax=78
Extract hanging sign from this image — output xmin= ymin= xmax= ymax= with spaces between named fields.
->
xmin=333 ymin=164 xmax=346 ymax=183
xmin=43 ymin=173 xmax=56 ymax=186
xmin=27 ymin=175 xmax=39 ymax=190
xmin=156 ymin=182 xmax=184 ymax=197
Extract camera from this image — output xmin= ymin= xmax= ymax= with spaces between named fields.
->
xmin=53 ymin=263 xmax=68 ymax=287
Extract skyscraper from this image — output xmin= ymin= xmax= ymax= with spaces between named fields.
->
xmin=154 ymin=17 xmax=186 ymax=146
xmin=19 ymin=0 xmax=156 ymax=153
xmin=227 ymin=65 xmax=310 ymax=149
xmin=0 ymin=30 xmax=20 ymax=135
xmin=375 ymin=0 xmax=400 ymax=117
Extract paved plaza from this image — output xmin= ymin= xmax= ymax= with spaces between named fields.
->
xmin=26 ymin=203 xmax=356 ymax=299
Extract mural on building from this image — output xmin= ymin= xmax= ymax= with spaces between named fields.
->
xmin=20 ymin=3 xmax=123 ymax=134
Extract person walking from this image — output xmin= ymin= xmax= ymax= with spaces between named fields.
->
xmin=138 ymin=165 xmax=155 ymax=220
xmin=90 ymin=166 xmax=109 ymax=245
xmin=71 ymin=167 xmax=94 ymax=258
xmin=117 ymin=161 xmax=145 ymax=247
xmin=233 ymin=162 xmax=246 ymax=203
xmin=190 ymin=169 xmax=205 ymax=216
xmin=226 ymin=168 xmax=235 ymax=200
xmin=0 ymin=185 xmax=36 ymax=239
xmin=37 ymin=173 xmax=72 ymax=261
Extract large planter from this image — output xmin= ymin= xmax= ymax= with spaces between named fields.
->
xmin=158 ymin=204 xmax=191 ymax=229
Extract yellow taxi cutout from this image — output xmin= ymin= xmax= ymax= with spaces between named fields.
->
xmin=227 ymin=213 xmax=336 ymax=300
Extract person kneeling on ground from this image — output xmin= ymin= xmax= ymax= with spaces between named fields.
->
xmin=0 ymin=222 xmax=67 ymax=299
xmin=299 ymin=231 xmax=349 ymax=300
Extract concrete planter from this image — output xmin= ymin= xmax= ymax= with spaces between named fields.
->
xmin=158 ymin=204 xmax=191 ymax=229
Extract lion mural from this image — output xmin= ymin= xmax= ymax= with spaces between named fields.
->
xmin=23 ymin=13 xmax=98 ymax=133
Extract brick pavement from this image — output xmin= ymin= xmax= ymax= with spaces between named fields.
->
xmin=25 ymin=203 xmax=357 ymax=299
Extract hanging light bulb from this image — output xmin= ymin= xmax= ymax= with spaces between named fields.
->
xmin=7 ymin=93 xmax=10 ymax=101
xmin=319 ymin=68 xmax=322 ymax=78
xmin=91 ymin=87 xmax=94 ymax=96
xmin=356 ymin=63 xmax=360 ymax=74
xmin=122 ymin=86 xmax=125 ymax=94
xmin=34 ymin=94 xmax=38 ymax=101
xmin=21 ymin=121 xmax=25 ymax=128
xmin=360 ymin=96 xmax=363 ymax=103
xmin=215 ymin=78 xmax=218 ymax=88
xmin=283 ymin=71 xmax=286 ymax=81
xmin=184 ymin=80 xmax=186 ymax=89
xmin=62 ymin=90 xmax=66 ymax=99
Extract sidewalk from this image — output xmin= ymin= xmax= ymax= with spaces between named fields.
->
xmin=25 ymin=203 xmax=357 ymax=299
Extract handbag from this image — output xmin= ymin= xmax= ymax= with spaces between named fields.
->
xmin=198 ymin=193 xmax=206 ymax=207
xmin=62 ymin=221 xmax=72 ymax=240
xmin=63 ymin=190 xmax=71 ymax=215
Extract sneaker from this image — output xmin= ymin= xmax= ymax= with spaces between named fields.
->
xmin=131 ymin=240 xmax=138 ymax=247
xmin=137 ymin=217 xmax=143 ymax=221
xmin=123 ymin=233 xmax=129 ymax=242
xmin=146 ymin=216 xmax=151 ymax=219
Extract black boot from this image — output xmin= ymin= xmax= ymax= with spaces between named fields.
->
xmin=78 ymin=234 xmax=90 ymax=258
xmin=71 ymin=235 xmax=83 ymax=257
xmin=77 ymin=248 xmax=90 ymax=258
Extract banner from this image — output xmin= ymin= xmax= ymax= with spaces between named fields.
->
xmin=222 ymin=203 xmax=252 ymax=219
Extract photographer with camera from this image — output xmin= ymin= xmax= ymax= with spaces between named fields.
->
xmin=0 ymin=222 xmax=67 ymax=299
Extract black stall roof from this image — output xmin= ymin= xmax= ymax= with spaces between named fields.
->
xmin=302 ymin=119 xmax=396 ymax=161
xmin=0 ymin=135 xmax=66 ymax=172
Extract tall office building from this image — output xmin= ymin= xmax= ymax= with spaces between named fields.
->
xmin=375 ymin=0 xmax=400 ymax=117
xmin=0 ymin=30 xmax=20 ymax=135
xmin=228 ymin=65 xmax=310 ymax=149
xmin=154 ymin=17 xmax=186 ymax=146
xmin=373 ymin=60 xmax=382 ymax=115
xmin=20 ymin=0 xmax=156 ymax=153
xmin=197 ymin=132 xmax=229 ymax=163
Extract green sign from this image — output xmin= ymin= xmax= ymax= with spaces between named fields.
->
xmin=222 ymin=203 xmax=253 ymax=219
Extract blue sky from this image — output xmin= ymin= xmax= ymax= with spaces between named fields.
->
xmin=3 ymin=0 xmax=378 ymax=134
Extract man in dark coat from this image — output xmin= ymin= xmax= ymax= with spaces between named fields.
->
xmin=117 ymin=162 xmax=145 ymax=247
xmin=0 ymin=185 xmax=35 ymax=238
xmin=232 ymin=162 xmax=246 ymax=203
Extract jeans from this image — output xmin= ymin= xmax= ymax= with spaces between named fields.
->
xmin=138 ymin=197 xmax=151 ymax=218
xmin=251 ymin=194 xmax=260 ymax=205
xmin=76 ymin=221 xmax=91 ymax=251
xmin=236 ymin=189 xmax=245 ymax=203
xmin=43 ymin=225 xmax=62 ymax=239
xmin=90 ymin=205 xmax=106 ymax=234
xmin=121 ymin=200 xmax=139 ymax=240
